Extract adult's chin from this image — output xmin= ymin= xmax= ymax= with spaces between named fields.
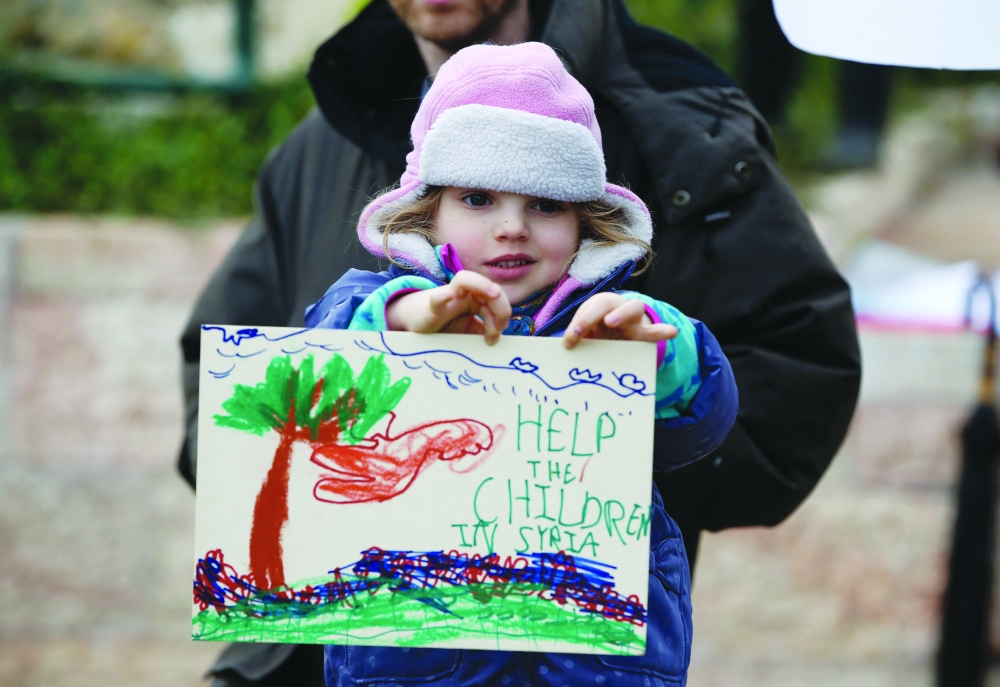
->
xmin=388 ymin=0 xmax=520 ymax=52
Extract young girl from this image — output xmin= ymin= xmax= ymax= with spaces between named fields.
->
xmin=306 ymin=41 xmax=737 ymax=687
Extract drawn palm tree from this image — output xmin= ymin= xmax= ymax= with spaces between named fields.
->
xmin=214 ymin=353 xmax=410 ymax=591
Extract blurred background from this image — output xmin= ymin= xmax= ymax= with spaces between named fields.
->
xmin=1 ymin=0 xmax=999 ymax=685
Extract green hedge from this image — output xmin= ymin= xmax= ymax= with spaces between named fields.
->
xmin=0 ymin=76 xmax=315 ymax=218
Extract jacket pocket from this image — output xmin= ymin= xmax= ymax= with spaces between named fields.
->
xmin=340 ymin=646 xmax=461 ymax=684
xmin=595 ymin=538 xmax=692 ymax=682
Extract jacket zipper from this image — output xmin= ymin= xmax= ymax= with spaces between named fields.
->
xmin=522 ymin=652 xmax=536 ymax=687
xmin=531 ymin=262 xmax=636 ymax=338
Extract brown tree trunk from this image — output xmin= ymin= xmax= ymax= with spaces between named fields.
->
xmin=248 ymin=427 xmax=295 ymax=591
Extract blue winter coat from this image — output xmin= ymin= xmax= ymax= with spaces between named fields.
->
xmin=305 ymin=260 xmax=737 ymax=687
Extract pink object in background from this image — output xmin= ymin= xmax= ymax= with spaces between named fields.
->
xmin=848 ymin=241 xmax=1000 ymax=332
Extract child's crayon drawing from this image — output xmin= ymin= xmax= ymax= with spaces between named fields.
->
xmin=194 ymin=326 xmax=657 ymax=655
xmin=311 ymin=416 xmax=496 ymax=504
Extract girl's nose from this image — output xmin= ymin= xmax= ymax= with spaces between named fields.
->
xmin=493 ymin=208 xmax=530 ymax=241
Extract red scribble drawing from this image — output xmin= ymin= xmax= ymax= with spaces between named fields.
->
xmin=311 ymin=414 xmax=499 ymax=504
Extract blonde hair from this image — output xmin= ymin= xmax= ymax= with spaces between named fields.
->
xmin=377 ymin=186 xmax=651 ymax=275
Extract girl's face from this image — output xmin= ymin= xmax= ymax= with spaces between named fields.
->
xmin=435 ymin=187 xmax=579 ymax=305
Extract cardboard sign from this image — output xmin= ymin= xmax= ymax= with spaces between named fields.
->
xmin=774 ymin=0 xmax=1000 ymax=69
xmin=192 ymin=325 xmax=657 ymax=655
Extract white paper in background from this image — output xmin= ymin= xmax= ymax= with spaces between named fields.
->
xmin=773 ymin=0 xmax=1000 ymax=70
xmin=193 ymin=326 xmax=656 ymax=655
xmin=847 ymin=241 xmax=999 ymax=331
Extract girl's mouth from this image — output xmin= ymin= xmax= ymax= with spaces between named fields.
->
xmin=484 ymin=254 xmax=536 ymax=280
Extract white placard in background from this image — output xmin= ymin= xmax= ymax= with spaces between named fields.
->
xmin=774 ymin=0 xmax=1000 ymax=70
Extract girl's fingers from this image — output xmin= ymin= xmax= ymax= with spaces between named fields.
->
xmin=565 ymin=296 xmax=681 ymax=347
xmin=482 ymin=291 xmax=512 ymax=333
xmin=428 ymin=286 xmax=463 ymax=317
xmin=454 ymin=271 xmax=511 ymax=334
xmin=439 ymin=314 xmax=483 ymax=336
xmin=449 ymin=272 xmax=509 ymax=342
xmin=460 ymin=316 xmax=486 ymax=336
xmin=424 ymin=272 xmax=509 ymax=338
xmin=478 ymin=303 xmax=502 ymax=345
xmin=563 ymin=297 xmax=618 ymax=349
xmin=625 ymin=323 xmax=679 ymax=342
xmin=451 ymin=271 xmax=503 ymax=301
xmin=602 ymin=299 xmax=647 ymax=329
xmin=604 ymin=301 xmax=680 ymax=342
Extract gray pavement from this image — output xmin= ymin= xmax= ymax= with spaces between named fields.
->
xmin=0 ymin=216 xmax=237 ymax=687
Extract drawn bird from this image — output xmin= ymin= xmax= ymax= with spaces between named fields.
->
xmin=311 ymin=418 xmax=494 ymax=504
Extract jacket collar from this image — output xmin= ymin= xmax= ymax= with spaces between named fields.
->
xmin=533 ymin=261 xmax=636 ymax=336
xmin=307 ymin=0 xmax=425 ymax=166
xmin=540 ymin=0 xmax=604 ymax=88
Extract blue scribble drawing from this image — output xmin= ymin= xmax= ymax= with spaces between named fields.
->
xmin=304 ymin=342 xmax=343 ymax=351
xmin=509 ymin=358 xmax=538 ymax=373
xmin=457 ymin=371 xmax=482 ymax=386
xmin=203 ymin=326 xmax=652 ymax=399
xmin=355 ymin=332 xmax=653 ymax=399
xmin=217 ymin=348 xmax=266 ymax=359
xmin=614 ymin=374 xmax=647 ymax=394
xmin=209 ymin=364 xmax=236 ymax=379
xmin=282 ymin=342 xmax=345 ymax=355
xmin=202 ymin=326 xmax=307 ymax=346
xmin=205 ymin=327 xmax=344 ymax=371
xmin=569 ymin=368 xmax=601 ymax=383
xmin=424 ymin=362 xmax=458 ymax=390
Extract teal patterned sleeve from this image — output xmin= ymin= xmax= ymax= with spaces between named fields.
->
xmin=347 ymin=276 xmax=438 ymax=332
xmin=619 ymin=292 xmax=703 ymax=420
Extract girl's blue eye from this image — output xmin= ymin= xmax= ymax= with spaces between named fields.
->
xmin=464 ymin=194 xmax=490 ymax=207
xmin=534 ymin=200 xmax=561 ymax=213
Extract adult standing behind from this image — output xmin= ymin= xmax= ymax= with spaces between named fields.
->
xmin=178 ymin=0 xmax=861 ymax=684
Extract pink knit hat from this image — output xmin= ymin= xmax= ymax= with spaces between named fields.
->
xmin=357 ymin=42 xmax=653 ymax=284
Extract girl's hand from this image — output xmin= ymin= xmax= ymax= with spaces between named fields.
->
xmin=562 ymin=293 xmax=678 ymax=350
xmin=386 ymin=270 xmax=512 ymax=345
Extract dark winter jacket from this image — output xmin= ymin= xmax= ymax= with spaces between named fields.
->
xmin=179 ymin=0 xmax=861 ymax=683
